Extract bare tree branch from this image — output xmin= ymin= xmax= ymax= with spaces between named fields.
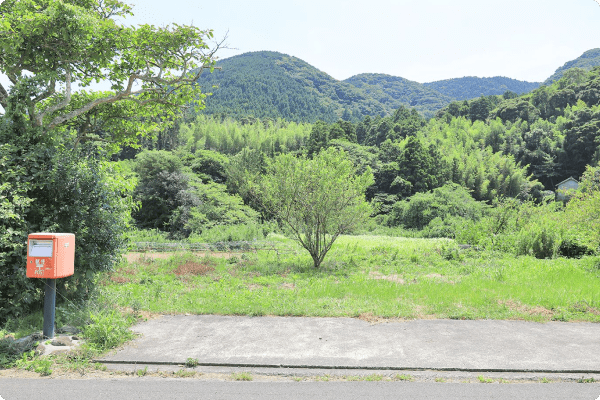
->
xmin=45 ymin=62 xmax=216 ymax=130
xmin=35 ymin=68 xmax=72 ymax=126
xmin=0 ymin=82 xmax=8 ymax=110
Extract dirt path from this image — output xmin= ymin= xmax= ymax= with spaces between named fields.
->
xmin=124 ymin=252 xmax=243 ymax=263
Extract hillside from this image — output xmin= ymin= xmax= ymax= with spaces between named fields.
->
xmin=196 ymin=51 xmax=389 ymax=123
xmin=342 ymin=74 xmax=453 ymax=118
xmin=424 ymin=76 xmax=541 ymax=101
xmin=194 ymin=50 xmax=595 ymax=123
xmin=543 ymin=48 xmax=600 ymax=85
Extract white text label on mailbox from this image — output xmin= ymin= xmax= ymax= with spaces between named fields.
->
xmin=29 ymin=240 xmax=53 ymax=257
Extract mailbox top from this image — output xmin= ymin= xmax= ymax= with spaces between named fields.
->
xmin=28 ymin=233 xmax=75 ymax=239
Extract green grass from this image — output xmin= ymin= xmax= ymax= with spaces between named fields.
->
xmin=231 ymin=372 xmax=253 ymax=381
xmin=100 ymin=235 xmax=600 ymax=322
xmin=1 ymin=292 xmax=139 ymax=375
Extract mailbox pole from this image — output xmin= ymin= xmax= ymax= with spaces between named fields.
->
xmin=43 ymin=279 xmax=56 ymax=339
xmin=27 ymin=233 xmax=75 ymax=340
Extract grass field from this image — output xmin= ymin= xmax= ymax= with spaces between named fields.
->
xmin=100 ymin=234 xmax=600 ymax=322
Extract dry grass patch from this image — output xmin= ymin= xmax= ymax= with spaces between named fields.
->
xmin=499 ymin=300 xmax=554 ymax=318
xmin=174 ymin=261 xmax=215 ymax=277
xmin=280 ymin=283 xmax=295 ymax=290
xmin=109 ymin=276 xmax=131 ymax=284
xmin=369 ymin=271 xmax=406 ymax=284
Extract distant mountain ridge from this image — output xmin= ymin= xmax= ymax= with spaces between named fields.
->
xmin=343 ymin=73 xmax=453 ymax=115
xmin=543 ymin=48 xmax=600 ymax=85
xmin=424 ymin=76 xmax=541 ymax=101
xmin=195 ymin=49 xmax=600 ymax=122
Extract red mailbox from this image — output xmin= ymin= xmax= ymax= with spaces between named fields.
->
xmin=26 ymin=233 xmax=75 ymax=279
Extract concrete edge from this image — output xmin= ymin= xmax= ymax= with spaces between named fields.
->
xmin=93 ymin=360 xmax=600 ymax=375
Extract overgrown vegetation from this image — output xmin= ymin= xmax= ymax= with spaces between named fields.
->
xmin=3 ymin=1 xmax=600 ymax=377
xmin=100 ymin=235 xmax=600 ymax=322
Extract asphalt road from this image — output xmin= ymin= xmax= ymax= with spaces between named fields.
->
xmin=1 ymin=379 xmax=600 ymax=400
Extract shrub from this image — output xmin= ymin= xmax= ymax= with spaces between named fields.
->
xmin=387 ymin=184 xmax=488 ymax=237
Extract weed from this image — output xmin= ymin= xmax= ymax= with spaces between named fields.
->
xmin=94 ymin=362 xmax=107 ymax=371
xmin=82 ymin=309 xmax=135 ymax=353
xmin=540 ymin=377 xmax=550 ymax=383
xmin=365 ymin=374 xmax=384 ymax=381
xmin=292 ymin=377 xmax=303 ymax=382
xmin=136 ymin=366 xmax=148 ymax=377
xmin=15 ymin=351 xmax=53 ymax=376
xmin=185 ymin=357 xmax=199 ymax=368
xmin=99 ymin=235 xmax=600 ymax=322
xmin=435 ymin=377 xmax=446 ymax=383
xmin=394 ymin=374 xmax=414 ymax=381
xmin=477 ymin=375 xmax=494 ymax=383
xmin=231 ymin=372 xmax=253 ymax=381
xmin=174 ymin=369 xmax=196 ymax=378
xmin=317 ymin=374 xmax=330 ymax=381
xmin=578 ymin=377 xmax=596 ymax=383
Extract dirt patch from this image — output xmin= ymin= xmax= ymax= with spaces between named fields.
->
xmin=125 ymin=252 xmax=240 ymax=263
xmin=109 ymin=276 xmax=131 ymax=284
xmin=280 ymin=283 xmax=296 ymax=290
xmin=174 ymin=261 xmax=215 ymax=276
xmin=499 ymin=300 xmax=554 ymax=318
xmin=357 ymin=312 xmax=390 ymax=324
xmin=369 ymin=271 xmax=406 ymax=284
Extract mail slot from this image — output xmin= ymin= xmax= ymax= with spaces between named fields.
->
xmin=26 ymin=233 xmax=75 ymax=279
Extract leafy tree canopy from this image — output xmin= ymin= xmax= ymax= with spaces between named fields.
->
xmin=0 ymin=0 xmax=220 ymax=147
xmin=261 ymin=148 xmax=373 ymax=268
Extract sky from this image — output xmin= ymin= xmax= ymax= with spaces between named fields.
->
xmin=116 ymin=0 xmax=600 ymax=83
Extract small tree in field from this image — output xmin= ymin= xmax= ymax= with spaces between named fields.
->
xmin=262 ymin=148 xmax=374 ymax=268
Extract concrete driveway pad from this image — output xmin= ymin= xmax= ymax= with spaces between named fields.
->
xmin=98 ymin=315 xmax=600 ymax=372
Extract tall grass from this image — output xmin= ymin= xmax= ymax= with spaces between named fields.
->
xmin=102 ymin=235 xmax=600 ymax=322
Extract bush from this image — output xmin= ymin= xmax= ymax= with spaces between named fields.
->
xmin=82 ymin=309 xmax=135 ymax=353
xmin=188 ymin=221 xmax=277 ymax=243
xmin=0 ymin=144 xmax=133 ymax=323
xmin=387 ymin=184 xmax=488 ymax=237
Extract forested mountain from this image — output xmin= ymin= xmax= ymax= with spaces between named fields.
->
xmin=544 ymin=48 xmax=600 ymax=85
xmin=424 ymin=77 xmax=541 ymax=101
xmin=196 ymin=51 xmax=387 ymax=123
xmin=194 ymin=49 xmax=598 ymax=124
xmin=195 ymin=51 xmax=517 ymax=122
xmin=342 ymin=74 xmax=453 ymax=117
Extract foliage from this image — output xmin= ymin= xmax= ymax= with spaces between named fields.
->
xmin=189 ymin=221 xmax=276 ymax=243
xmin=0 ymin=126 xmax=133 ymax=322
xmin=261 ymin=148 xmax=374 ymax=268
xmin=180 ymin=115 xmax=311 ymax=156
xmin=225 ymin=147 xmax=269 ymax=216
xmin=387 ymin=184 xmax=488 ymax=237
xmin=562 ymin=165 xmax=600 ymax=253
xmin=32 ymin=149 xmax=134 ymax=297
xmin=132 ymin=150 xmax=193 ymax=233
xmin=82 ymin=309 xmax=136 ymax=353
xmin=425 ymin=76 xmax=541 ymax=101
xmin=103 ymin=235 xmax=600 ymax=322
xmin=132 ymin=150 xmax=259 ymax=238
xmin=544 ymin=48 xmax=600 ymax=85
xmin=455 ymin=194 xmax=598 ymax=259
xmin=0 ymin=0 xmax=219 ymax=139
xmin=344 ymin=74 xmax=453 ymax=119
xmin=183 ymin=182 xmax=259 ymax=236
xmin=0 ymin=0 xmax=219 ymax=322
